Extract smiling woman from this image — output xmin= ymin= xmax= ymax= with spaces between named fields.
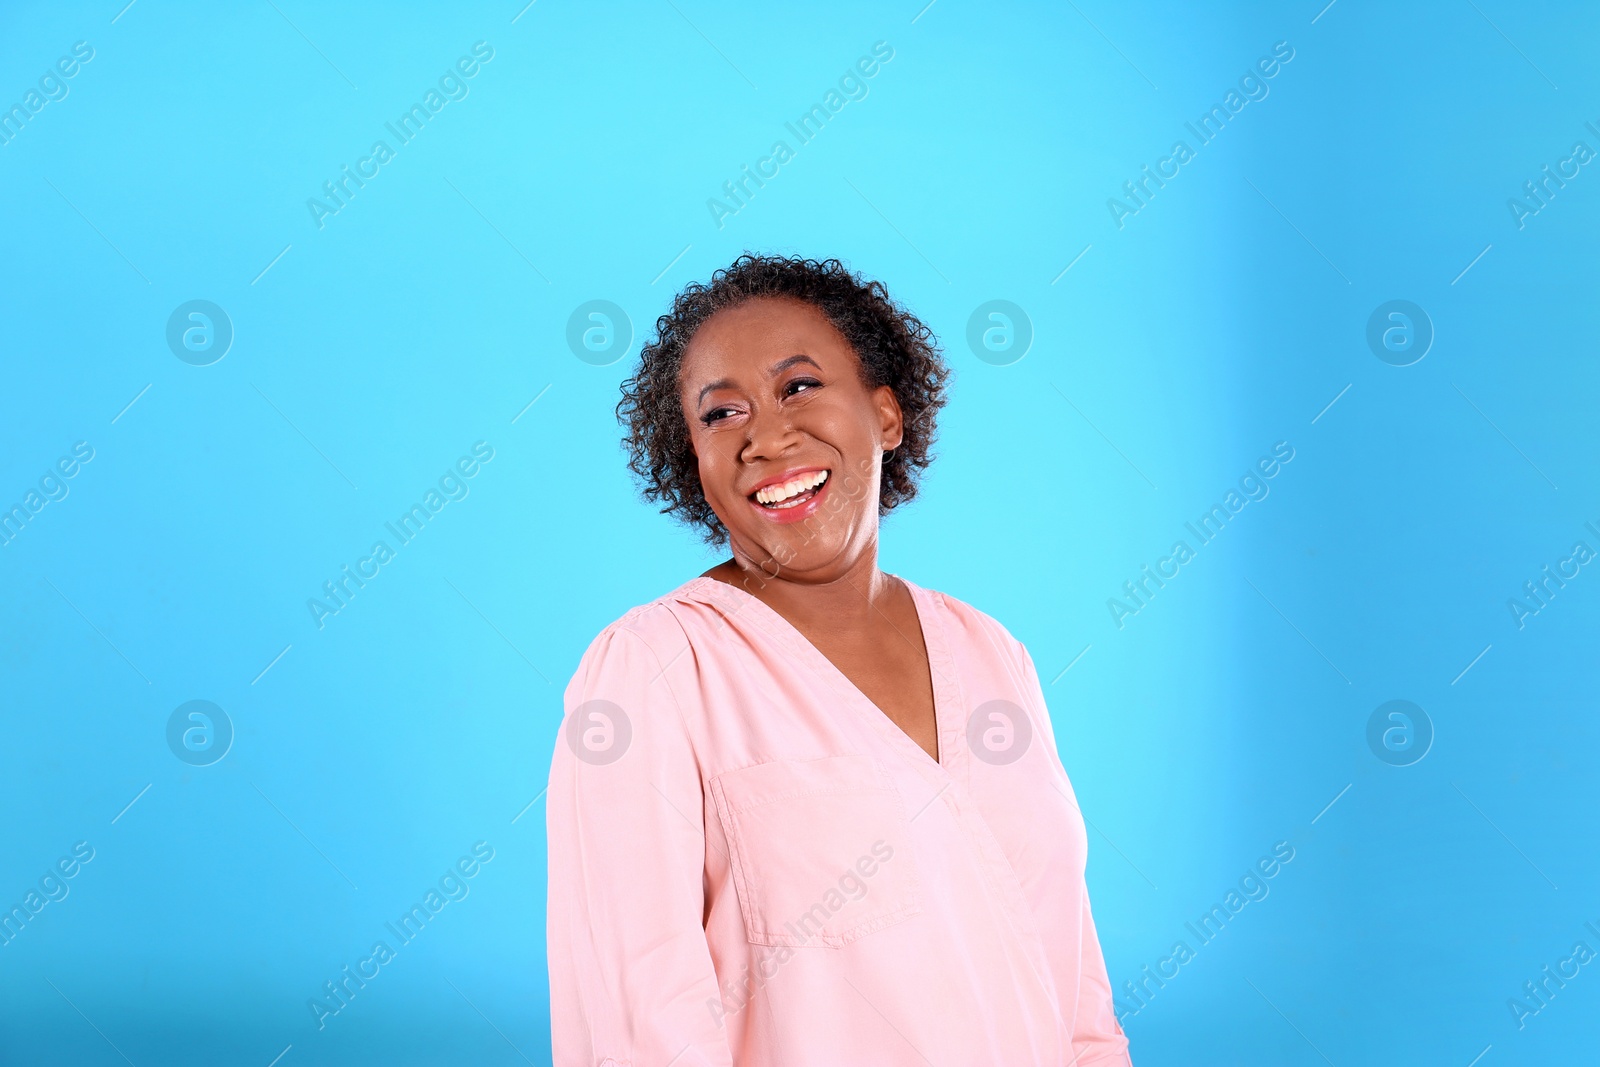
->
xmin=545 ymin=254 xmax=1133 ymax=1066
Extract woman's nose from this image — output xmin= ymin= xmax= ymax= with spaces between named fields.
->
xmin=740 ymin=405 xmax=801 ymax=462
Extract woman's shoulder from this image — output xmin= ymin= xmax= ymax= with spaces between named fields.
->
xmin=901 ymin=576 xmax=1035 ymax=667
xmin=580 ymin=580 xmax=683 ymax=641
xmin=904 ymin=576 xmax=1021 ymax=639
xmin=573 ymin=576 xmax=732 ymax=665
xmin=906 ymin=580 xmax=1054 ymax=729
xmin=562 ymin=582 xmax=699 ymax=707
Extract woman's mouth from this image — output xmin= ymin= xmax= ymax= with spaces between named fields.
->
xmin=748 ymin=469 xmax=831 ymax=521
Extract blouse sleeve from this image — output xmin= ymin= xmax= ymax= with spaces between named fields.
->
xmin=1016 ymin=640 xmax=1134 ymax=1066
xmin=546 ymin=623 xmax=734 ymax=1067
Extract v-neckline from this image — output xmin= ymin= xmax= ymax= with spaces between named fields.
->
xmin=685 ymin=573 xmax=959 ymax=774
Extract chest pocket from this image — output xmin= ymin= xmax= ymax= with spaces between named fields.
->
xmin=709 ymin=754 xmax=922 ymax=948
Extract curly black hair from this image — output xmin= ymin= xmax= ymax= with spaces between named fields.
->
xmin=616 ymin=254 xmax=951 ymax=546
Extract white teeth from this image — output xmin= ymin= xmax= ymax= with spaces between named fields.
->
xmin=755 ymin=469 xmax=829 ymax=505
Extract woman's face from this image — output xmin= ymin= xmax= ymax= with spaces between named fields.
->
xmin=678 ymin=296 xmax=903 ymax=581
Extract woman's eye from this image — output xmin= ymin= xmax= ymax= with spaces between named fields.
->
xmin=701 ymin=407 xmax=737 ymax=425
xmin=786 ymin=377 xmax=822 ymax=396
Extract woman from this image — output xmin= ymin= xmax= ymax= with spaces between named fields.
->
xmin=547 ymin=255 xmax=1132 ymax=1066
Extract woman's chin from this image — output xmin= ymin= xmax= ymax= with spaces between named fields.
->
xmin=727 ymin=528 xmax=866 ymax=584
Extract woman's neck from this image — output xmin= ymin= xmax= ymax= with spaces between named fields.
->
xmin=702 ymin=545 xmax=896 ymax=634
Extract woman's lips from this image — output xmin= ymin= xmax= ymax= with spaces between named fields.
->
xmin=747 ymin=468 xmax=831 ymax=524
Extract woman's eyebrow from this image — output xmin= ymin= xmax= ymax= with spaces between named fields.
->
xmin=695 ymin=355 xmax=822 ymax=406
xmin=696 ymin=378 xmax=733 ymax=406
xmin=769 ymin=353 xmax=821 ymax=375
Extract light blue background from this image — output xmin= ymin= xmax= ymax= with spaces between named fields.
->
xmin=2 ymin=1 xmax=1596 ymax=1064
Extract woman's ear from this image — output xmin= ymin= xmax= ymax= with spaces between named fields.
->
xmin=873 ymin=384 xmax=904 ymax=452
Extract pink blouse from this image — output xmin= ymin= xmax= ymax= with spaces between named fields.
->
xmin=546 ymin=575 xmax=1132 ymax=1066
